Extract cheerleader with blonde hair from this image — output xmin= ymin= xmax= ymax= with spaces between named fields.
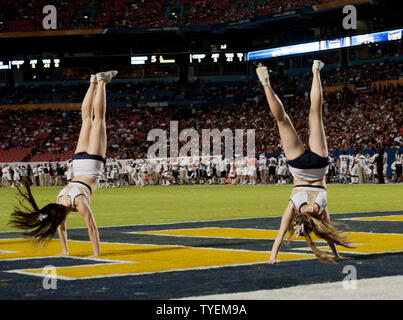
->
xmin=256 ymin=61 xmax=353 ymax=264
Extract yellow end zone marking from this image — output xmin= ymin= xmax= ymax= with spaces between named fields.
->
xmin=132 ymin=227 xmax=281 ymax=239
xmin=0 ymin=239 xmax=314 ymax=280
xmin=132 ymin=227 xmax=333 ymax=242
xmin=346 ymin=215 xmax=403 ymax=222
xmin=131 ymin=227 xmax=403 ymax=254
xmin=3 ymin=225 xmax=403 ymax=280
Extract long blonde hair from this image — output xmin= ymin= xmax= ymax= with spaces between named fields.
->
xmin=287 ymin=210 xmax=353 ymax=264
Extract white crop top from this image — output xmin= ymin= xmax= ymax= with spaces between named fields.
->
xmin=57 ymin=182 xmax=91 ymax=210
xmin=290 ymin=186 xmax=328 ymax=214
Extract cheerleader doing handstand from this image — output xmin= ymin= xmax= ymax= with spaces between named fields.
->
xmin=9 ymin=70 xmax=118 ymax=257
xmin=256 ymin=61 xmax=353 ymax=264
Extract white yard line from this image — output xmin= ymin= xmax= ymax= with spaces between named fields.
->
xmin=179 ymin=275 xmax=403 ymax=300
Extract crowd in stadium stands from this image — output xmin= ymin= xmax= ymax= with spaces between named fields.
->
xmin=1 ymin=59 xmax=401 ymax=105
xmin=0 ymin=79 xmax=402 ymax=160
xmin=0 ymin=56 xmax=402 ymax=186
xmin=0 ymin=108 xmax=75 ymax=161
xmin=321 ymin=60 xmax=403 ymax=86
xmin=1 ymin=0 xmax=334 ymax=32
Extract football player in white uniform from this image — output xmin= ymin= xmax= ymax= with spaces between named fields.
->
xmin=268 ymin=155 xmax=278 ymax=184
xmin=393 ymin=150 xmax=402 ymax=183
xmin=337 ymin=152 xmax=349 ymax=184
xmin=248 ymin=158 xmax=257 ymax=185
xmin=257 ymin=154 xmax=268 ymax=184
xmin=218 ymin=158 xmax=227 ymax=184
xmin=356 ymin=152 xmax=367 ymax=184
xmin=326 ymin=153 xmax=336 ymax=183
xmin=276 ymin=156 xmax=287 ymax=185
xmin=350 ymin=157 xmax=359 ymax=184
xmin=13 ymin=165 xmax=22 ymax=187
xmin=2 ymin=164 xmax=12 ymax=187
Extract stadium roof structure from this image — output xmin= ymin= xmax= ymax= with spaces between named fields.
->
xmin=0 ymin=0 xmax=401 ymax=70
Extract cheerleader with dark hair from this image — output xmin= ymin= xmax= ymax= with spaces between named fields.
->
xmin=9 ymin=70 xmax=118 ymax=258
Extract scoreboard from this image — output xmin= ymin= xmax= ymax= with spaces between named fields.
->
xmin=129 ymin=52 xmax=246 ymax=65
xmin=189 ymin=52 xmax=245 ymax=63
xmin=130 ymin=54 xmax=178 ymax=65
xmin=0 ymin=58 xmax=60 ymax=70
xmin=3 ymin=28 xmax=400 ymax=72
xmin=0 ymin=52 xmax=247 ymax=71
xmin=1 ymin=28 xmax=401 ymax=72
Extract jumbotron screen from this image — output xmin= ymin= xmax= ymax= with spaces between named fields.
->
xmin=247 ymin=28 xmax=402 ymax=61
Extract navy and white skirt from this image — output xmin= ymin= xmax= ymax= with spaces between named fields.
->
xmin=72 ymin=152 xmax=106 ymax=180
xmin=287 ymin=150 xmax=329 ymax=181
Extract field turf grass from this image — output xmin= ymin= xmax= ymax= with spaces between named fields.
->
xmin=1 ymin=184 xmax=402 ymax=232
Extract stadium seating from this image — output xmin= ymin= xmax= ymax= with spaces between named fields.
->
xmin=0 ymin=79 xmax=401 ymax=163
xmin=1 ymin=58 xmax=401 ymax=105
xmin=0 ymin=56 xmax=401 ymax=163
xmin=29 ymin=150 xmax=74 ymax=162
xmin=0 ymin=147 xmax=31 ymax=162
xmin=1 ymin=0 xmax=327 ymax=32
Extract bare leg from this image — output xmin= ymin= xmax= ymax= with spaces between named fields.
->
xmin=87 ymin=80 xmax=107 ymax=157
xmin=263 ymin=85 xmax=305 ymax=160
xmin=75 ymin=83 xmax=96 ymax=154
xmin=308 ymin=67 xmax=328 ymax=157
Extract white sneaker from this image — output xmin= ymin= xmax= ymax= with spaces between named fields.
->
xmin=312 ymin=60 xmax=324 ymax=72
xmin=90 ymin=74 xmax=97 ymax=83
xmin=256 ymin=65 xmax=270 ymax=86
xmin=96 ymin=70 xmax=118 ymax=83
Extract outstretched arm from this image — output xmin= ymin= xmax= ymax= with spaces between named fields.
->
xmin=75 ymin=196 xmax=100 ymax=257
xmin=268 ymin=201 xmax=295 ymax=264
xmin=57 ymin=217 xmax=69 ymax=255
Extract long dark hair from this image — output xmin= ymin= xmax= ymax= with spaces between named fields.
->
xmin=8 ymin=178 xmax=68 ymax=242
xmin=287 ymin=211 xmax=354 ymax=264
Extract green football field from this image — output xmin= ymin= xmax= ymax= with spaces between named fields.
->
xmin=0 ymin=184 xmax=402 ymax=232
